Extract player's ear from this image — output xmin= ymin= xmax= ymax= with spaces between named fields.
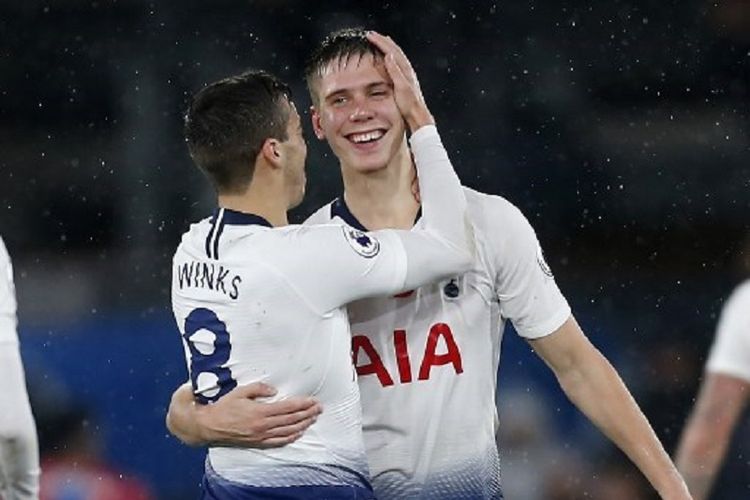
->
xmin=310 ymin=106 xmax=325 ymax=140
xmin=260 ymin=138 xmax=283 ymax=168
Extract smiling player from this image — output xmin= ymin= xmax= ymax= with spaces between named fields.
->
xmin=168 ymin=30 xmax=691 ymax=500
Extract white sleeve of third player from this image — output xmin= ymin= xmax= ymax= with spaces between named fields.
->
xmin=0 ymin=344 xmax=40 ymax=500
xmin=482 ymin=198 xmax=571 ymax=339
xmin=0 ymin=237 xmax=19 ymax=344
xmin=706 ymin=280 xmax=750 ymax=382
xmin=273 ymin=125 xmax=472 ymax=313
xmin=0 ymin=237 xmax=40 ymax=500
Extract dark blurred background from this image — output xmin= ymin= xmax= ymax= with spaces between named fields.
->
xmin=1 ymin=1 xmax=748 ymax=498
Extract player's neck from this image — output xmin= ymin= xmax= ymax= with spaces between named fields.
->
xmin=218 ymin=189 xmax=289 ymax=227
xmin=341 ymin=151 xmax=419 ymax=231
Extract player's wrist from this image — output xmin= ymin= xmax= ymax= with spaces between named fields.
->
xmin=193 ymin=402 xmax=217 ymax=445
xmin=655 ymin=470 xmax=692 ymax=500
xmin=405 ymin=106 xmax=434 ymax=133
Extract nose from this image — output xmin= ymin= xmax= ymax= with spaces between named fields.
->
xmin=349 ymin=99 xmax=374 ymax=122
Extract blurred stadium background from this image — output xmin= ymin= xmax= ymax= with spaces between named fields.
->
xmin=1 ymin=1 xmax=748 ymax=498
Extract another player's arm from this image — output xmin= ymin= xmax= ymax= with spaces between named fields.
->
xmin=167 ymin=381 xmax=322 ymax=448
xmin=166 ymin=33 xmax=472 ymax=450
xmin=0 ymin=342 xmax=40 ymax=500
xmin=0 ymin=239 xmax=39 ymax=500
xmin=366 ymin=32 xmax=469 ymax=267
xmin=309 ymin=32 xmax=473 ymax=308
xmin=529 ymin=319 xmax=692 ymax=500
xmin=675 ymin=372 xmax=750 ymax=500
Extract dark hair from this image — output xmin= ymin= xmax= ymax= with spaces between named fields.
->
xmin=184 ymin=70 xmax=292 ymax=194
xmin=304 ymin=27 xmax=384 ymax=104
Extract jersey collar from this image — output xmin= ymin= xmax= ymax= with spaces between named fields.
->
xmin=211 ymin=208 xmax=273 ymax=227
xmin=330 ymin=196 xmax=422 ymax=231
xmin=330 ymin=197 xmax=368 ymax=231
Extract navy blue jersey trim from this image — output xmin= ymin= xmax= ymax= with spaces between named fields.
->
xmin=212 ymin=213 xmax=227 ymax=260
xmin=330 ymin=197 xmax=422 ymax=231
xmin=212 ymin=208 xmax=273 ymax=227
xmin=205 ymin=208 xmax=272 ymax=260
xmin=330 ymin=197 xmax=368 ymax=231
xmin=205 ymin=209 xmax=221 ymax=259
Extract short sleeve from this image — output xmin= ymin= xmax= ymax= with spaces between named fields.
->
xmin=706 ymin=281 xmax=750 ymax=382
xmin=266 ymin=224 xmax=409 ymax=314
xmin=475 ymin=194 xmax=571 ymax=339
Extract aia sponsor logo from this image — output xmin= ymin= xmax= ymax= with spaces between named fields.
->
xmin=352 ymin=323 xmax=463 ymax=386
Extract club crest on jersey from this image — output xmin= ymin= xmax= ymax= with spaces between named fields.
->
xmin=536 ymin=245 xmax=554 ymax=278
xmin=342 ymin=226 xmax=380 ymax=258
xmin=444 ymin=278 xmax=460 ymax=299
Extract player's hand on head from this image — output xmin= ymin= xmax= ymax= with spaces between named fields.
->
xmin=366 ymin=31 xmax=434 ymax=132
xmin=196 ymin=382 xmax=322 ymax=449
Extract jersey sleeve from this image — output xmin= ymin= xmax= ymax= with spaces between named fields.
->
xmin=275 ymin=125 xmax=472 ymax=313
xmin=706 ymin=281 xmax=750 ymax=382
xmin=0 ymin=237 xmax=19 ymax=344
xmin=266 ymin=224 xmax=409 ymax=314
xmin=0 ymin=238 xmax=40 ymax=498
xmin=481 ymin=198 xmax=571 ymax=339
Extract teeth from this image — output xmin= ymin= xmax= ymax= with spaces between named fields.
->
xmin=350 ymin=130 xmax=384 ymax=143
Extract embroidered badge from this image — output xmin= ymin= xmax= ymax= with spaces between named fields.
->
xmin=444 ymin=278 xmax=460 ymax=298
xmin=536 ymin=245 xmax=554 ymax=278
xmin=342 ymin=226 xmax=380 ymax=258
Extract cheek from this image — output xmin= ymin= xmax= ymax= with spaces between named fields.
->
xmin=324 ymin=109 xmax=348 ymax=130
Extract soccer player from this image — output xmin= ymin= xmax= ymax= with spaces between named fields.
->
xmin=172 ymin=42 xmax=473 ymax=498
xmin=0 ymin=236 xmax=40 ymax=500
xmin=675 ymin=278 xmax=750 ymax=499
xmin=169 ymin=30 xmax=691 ymax=499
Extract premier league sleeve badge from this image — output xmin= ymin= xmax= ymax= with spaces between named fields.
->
xmin=342 ymin=225 xmax=381 ymax=258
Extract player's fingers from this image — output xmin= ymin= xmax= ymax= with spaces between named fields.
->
xmin=258 ymin=397 xmax=320 ymax=418
xmin=231 ymin=382 xmax=277 ymax=400
xmin=256 ymin=431 xmax=304 ymax=449
xmin=263 ymin=416 xmax=318 ymax=439
xmin=383 ymin=53 xmax=410 ymax=88
xmin=367 ymin=31 xmax=415 ymax=76
xmin=263 ymin=403 xmax=322 ymax=428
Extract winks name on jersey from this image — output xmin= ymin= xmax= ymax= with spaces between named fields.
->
xmin=176 ymin=260 xmax=242 ymax=300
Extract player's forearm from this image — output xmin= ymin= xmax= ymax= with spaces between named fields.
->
xmin=166 ymin=382 xmax=208 ymax=446
xmin=674 ymin=372 xmax=748 ymax=500
xmin=409 ymin=125 xmax=472 ymax=260
xmin=675 ymin=427 xmax=723 ymax=500
xmin=556 ymin=350 xmax=690 ymax=498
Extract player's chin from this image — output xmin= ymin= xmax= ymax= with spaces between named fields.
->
xmin=346 ymin=144 xmax=391 ymax=172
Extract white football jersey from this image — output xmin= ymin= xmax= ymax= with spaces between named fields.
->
xmin=0 ymin=237 xmax=19 ymax=345
xmin=0 ymin=236 xmax=41 ymax=500
xmin=706 ymin=279 xmax=750 ymax=382
xmin=172 ymin=211 xmax=409 ymax=488
xmin=306 ymin=189 xmax=571 ymax=499
xmin=172 ymin=124 xmax=474 ymax=490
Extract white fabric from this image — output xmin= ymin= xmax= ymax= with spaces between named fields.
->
xmin=706 ymin=279 xmax=750 ymax=382
xmin=305 ymin=188 xmax=571 ymax=499
xmin=0 ymin=237 xmax=19 ymax=345
xmin=172 ymin=126 xmax=471 ymax=487
xmin=0 ymin=237 xmax=40 ymax=500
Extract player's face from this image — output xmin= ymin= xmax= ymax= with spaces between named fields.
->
xmin=310 ymin=53 xmax=406 ymax=174
xmin=281 ymin=103 xmax=307 ymax=209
